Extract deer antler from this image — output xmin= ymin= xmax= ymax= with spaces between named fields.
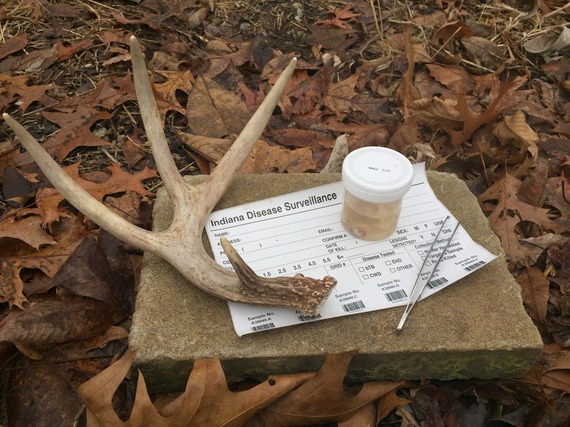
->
xmin=3 ymin=36 xmax=336 ymax=315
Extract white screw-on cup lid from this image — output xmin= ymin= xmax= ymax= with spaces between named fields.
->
xmin=342 ymin=147 xmax=414 ymax=203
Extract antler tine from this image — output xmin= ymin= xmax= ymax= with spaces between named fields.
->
xmin=2 ymin=113 xmax=162 ymax=253
xmin=129 ymin=36 xmax=190 ymax=215
xmin=197 ymin=57 xmax=297 ymax=216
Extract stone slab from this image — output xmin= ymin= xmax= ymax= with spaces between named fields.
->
xmin=129 ymin=172 xmax=543 ymax=393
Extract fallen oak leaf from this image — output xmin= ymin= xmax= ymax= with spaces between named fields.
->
xmin=376 ymin=388 xmax=412 ymax=423
xmin=186 ymin=75 xmax=252 ymax=139
xmin=0 ymin=32 xmax=28 ymax=60
xmin=55 ymin=39 xmax=93 ymax=62
xmin=162 ymin=359 xmax=314 ymax=426
xmin=460 ymin=36 xmax=506 ymax=70
xmin=78 ymin=351 xmax=313 ymax=426
xmin=240 ymin=139 xmax=317 ymax=174
xmin=337 ymin=402 xmax=377 ymax=426
xmin=79 ymin=350 xmax=139 ymax=426
xmin=315 ymin=3 xmax=362 ymax=29
xmin=154 ymin=69 xmax=195 ymax=115
xmin=0 ymin=258 xmax=28 ymax=309
xmin=34 ymin=163 xmax=157 ymax=226
xmin=246 ymin=351 xmax=405 ymax=426
xmin=0 ymin=215 xmax=55 ymax=249
xmin=0 ymin=216 xmax=90 ymax=308
xmin=411 ymin=77 xmax=526 ymax=146
xmin=15 ymin=105 xmax=112 ymax=166
xmin=176 ymin=130 xmax=318 ymax=173
xmin=478 ymin=174 xmax=563 ymax=267
xmin=493 ymin=110 xmax=539 ymax=160
xmin=515 ymin=266 xmax=550 ymax=325
xmin=0 ymin=299 xmax=125 ymax=346
xmin=6 ymin=357 xmax=84 ymax=425
xmin=0 ymin=72 xmax=57 ymax=111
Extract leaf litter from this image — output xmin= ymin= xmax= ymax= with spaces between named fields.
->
xmin=0 ymin=0 xmax=569 ymax=425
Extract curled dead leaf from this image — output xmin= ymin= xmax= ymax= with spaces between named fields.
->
xmin=493 ymin=110 xmax=539 ymax=160
xmin=524 ymin=27 xmax=570 ymax=54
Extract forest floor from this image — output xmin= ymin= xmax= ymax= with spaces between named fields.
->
xmin=0 ymin=0 xmax=569 ymax=425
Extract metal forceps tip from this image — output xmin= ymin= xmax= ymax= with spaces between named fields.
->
xmin=396 ymin=216 xmax=460 ymax=333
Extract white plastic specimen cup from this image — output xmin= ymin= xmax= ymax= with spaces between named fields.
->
xmin=341 ymin=147 xmax=414 ymax=241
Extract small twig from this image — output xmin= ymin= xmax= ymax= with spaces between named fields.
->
xmin=544 ymin=1 xmax=570 ymax=18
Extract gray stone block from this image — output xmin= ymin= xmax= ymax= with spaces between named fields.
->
xmin=129 ymin=172 xmax=542 ymax=393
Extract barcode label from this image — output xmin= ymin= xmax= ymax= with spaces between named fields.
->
xmin=385 ymin=289 xmax=408 ymax=302
xmin=426 ymin=277 xmax=448 ymax=290
xmin=251 ymin=323 xmax=275 ymax=332
xmin=342 ymin=300 xmax=365 ymax=312
xmin=297 ymin=313 xmax=322 ymax=322
xmin=464 ymin=261 xmax=486 ymax=271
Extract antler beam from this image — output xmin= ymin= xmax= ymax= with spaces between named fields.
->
xmin=3 ymin=36 xmax=336 ymax=315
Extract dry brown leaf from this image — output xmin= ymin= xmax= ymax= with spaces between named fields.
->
xmin=186 ymin=75 xmax=251 ymax=138
xmin=154 ymin=69 xmax=195 ymax=114
xmin=518 ymin=233 xmax=568 ymax=264
xmin=0 ymin=299 xmax=124 ymax=346
xmin=239 ymin=81 xmax=265 ymax=113
xmin=0 ymin=258 xmax=28 ymax=309
xmin=478 ymin=174 xmax=563 ymax=267
xmin=412 ymin=77 xmax=526 ymax=146
xmin=314 ymin=3 xmax=361 ymax=29
xmin=398 ymin=34 xmax=421 ymax=116
xmin=518 ymin=156 xmax=548 ymax=206
xmin=78 ymin=350 xmax=312 ymax=426
xmin=460 ymin=36 xmax=506 ymax=70
xmin=0 ymin=72 xmax=56 ymax=111
xmin=324 ymin=73 xmax=363 ymax=119
xmin=281 ymin=68 xmax=329 ymax=117
xmin=241 ymin=140 xmax=317 ymax=174
xmin=409 ymin=97 xmax=463 ymax=130
xmin=178 ymin=130 xmax=317 ymax=173
xmin=247 ymin=351 xmax=405 ymax=426
xmin=493 ymin=110 xmax=539 ymax=160
xmin=6 ymin=357 xmax=84 ymax=425
xmin=515 ymin=266 xmax=550 ymax=324
xmin=35 ymin=163 xmax=157 ymax=226
xmin=269 ymin=128 xmax=335 ymax=148
xmin=121 ymin=128 xmax=147 ymax=169
xmin=205 ymin=38 xmax=258 ymax=78
xmin=544 ymin=176 xmax=570 ymax=230
xmin=0 ymin=215 xmax=55 ymax=249
xmin=524 ymin=27 xmax=570 ymax=54
xmin=376 ymin=389 xmax=412 ymax=423
xmin=176 ymin=130 xmax=231 ymax=163
xmin=433 ymin=20 xmax=473 ymax=47
xmin=52 ymin=235 xmax=134 ymax=309
xmin=522 ymin=346 xmax=570 ymax=393
xmin=426 ymin=64 xmax=476 ymax=94
xmin=338 ymin=402 xmax=377 ymax=427
xmin=0 ymin=217 xmax=89 ymax=308
xmin=14 ymin=106 xmax=112 ymax=166
xmin=0 ymin=32 xmax=28 ymax=60
xmin=82 ymin=73 xmax=137 ymax=110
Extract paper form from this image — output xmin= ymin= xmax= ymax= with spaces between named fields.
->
xmin=205 ymin=163 xmax=497 ymax=336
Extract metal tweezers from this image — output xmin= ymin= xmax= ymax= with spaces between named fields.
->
xmin=396 ymin=215 xmax=461 ymax=333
